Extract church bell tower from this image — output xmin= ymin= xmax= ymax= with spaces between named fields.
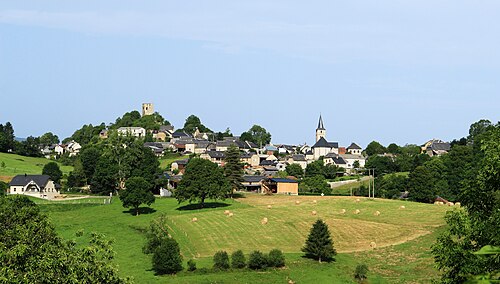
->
xmin=316 ymin=114 xmax=326 ymax=142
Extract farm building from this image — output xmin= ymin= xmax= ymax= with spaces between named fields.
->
xmin=263 ymin=178 xmax=299 ymax=195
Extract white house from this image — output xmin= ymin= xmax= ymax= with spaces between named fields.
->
xmin=8 ymin=174 xmax=60 ymax=199
xmin=347 ymin=143 xmax=362 ymax=155
xmin=118 ymin=127 xmax=146 ymax=138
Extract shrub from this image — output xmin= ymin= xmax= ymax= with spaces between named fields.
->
xmin=231 ymin=250 xmax=246 ymax=269
xmin=354 ymin=263 xmax=369 ymax=282
xmin=152 ymin=238 xmax=183 ymax=275
xmin=213 ymin=251 xmax=230 ymax=270
xmin=248 ymin=250 xmax=268 ymax=270
xmin=187 ymin=259 xmax=197 ymax=272
xmin=268 ymin=249 xmax=285 ymax=268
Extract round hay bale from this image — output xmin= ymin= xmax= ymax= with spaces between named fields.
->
xmin=224 ymin=210 xmax=230 ymax=215
xmin=191 ymin=217 xmax=198 ymax=222
xmin=438 ymin=202 xmax=444 ymax=205
xmin=288 ymin=280 xmax=295 ymax=284
xmin=370 ymin=241 xmax=377 ymax=249
xmin=267 ymin=205 xmax=272 ymax=209
xmin=455 ymin=202 xmax=461 ymax=207
xmin=340 ymin=209 xmax=346 ymax=214
xmin=447 ymin=202 xmax=454 ymax=206
xmin=374 ymin=211 xmax=381 ymax=216
xmin=261 ymin=217 xmax=268 ymax=225
xmin=228 ymin=212 xmax=234 ymax=217
xmin=399 ymin=205 xmax=406 ymax=209
xmin=312 ymin=200 xmax=317 ymax=204
xmin=354 ymin=209 xmax=360 ymax=215
xmin=355 ymin=198 xmax=361 ymax=203
xmin=434 ymin=201 xmax=440 ymax=205
xmin=311 ymin=210 xmax=317 ymax=216
xmin=295 ymin=201 xmax=301 ymax=205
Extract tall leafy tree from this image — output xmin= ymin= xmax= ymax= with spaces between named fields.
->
xmin=39 ymin=132 xmax=60 ymax=145
xmin=433 ymin=126 xmax=500 ymax=283
xmin=0 ymin=195 xmax=130 ymax=283
xmin=299 ymin=175 xmax=331 ymax=194
xmin=302 ymin=219 xmax=337 ymax=263
xmin=15 ymin=136 xmax=42 ymax=157
xmin=286 ymin=163 xmax=304 ymax=178
xmin=240 ymin=125 xmax=271 ymax=147
xmin=42 ymin=161 xmax=63 ymax=183
xmin=174 ymin=158 xmax=230 ymax=208
xmin=0 ymin=122 xmax=15 ymax=152
xmin=90 ymin=155 xmax=118 ymax=195
xmin=80 ymin=145 xmax=102 ymax=181
xmin=223 ymin=145 xmax=244 ymax=197
xmin=182 ymin=115 xmax=212 ymax=134
xmin=364 ymin=141 xmax=386 ymax=156
xmin=305 ymin=160 xmax=325 ymax=178
xmin=120 ymin=176 xmax=155 ymax=215
xmin=407 ymin=165 xmax=435 ymax=203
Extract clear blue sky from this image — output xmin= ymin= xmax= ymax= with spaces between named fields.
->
xmin=1 ymin=1 xmax=499 ymax=148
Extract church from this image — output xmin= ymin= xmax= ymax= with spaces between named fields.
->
xmin=312 ymin=115 xmax=339 ymax=160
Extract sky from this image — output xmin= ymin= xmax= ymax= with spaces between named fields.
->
xmin=1 ymin=1 xmax=499 ymax=148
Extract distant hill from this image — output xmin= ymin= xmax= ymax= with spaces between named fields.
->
xmin=0 ymin=152 xmax=73 ymax=182
xmin=14 ymin=137 xmax=26 ymax=142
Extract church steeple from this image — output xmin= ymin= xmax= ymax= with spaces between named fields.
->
xmin=316 ymin=114 xmax=326 ymax=142
xmin=317 ymin=114 xmax=325 ymax=130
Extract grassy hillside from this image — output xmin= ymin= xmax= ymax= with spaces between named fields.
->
xmin=0 ymin=152 xmax=73 ymax=182
xmin=41 ymin=194 xmax=452 ymax=283
xmin=159 ymin=153 xmax=190 ymax=171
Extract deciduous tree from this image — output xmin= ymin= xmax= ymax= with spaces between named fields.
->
xmin=42 ymin=161 xmax=63 ymax=183
xmin=120 ymin=176 xmax=155 ymax=215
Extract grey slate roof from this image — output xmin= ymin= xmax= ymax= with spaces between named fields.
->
xmin=172 ymin=130 xmax=192 ymax=138
xmin=325 ymin=154 xmax=347 ymax=164
xmin=347 ymin=142 xmax=362 ymax=150
xmin=429 ymin=142 xmax=451 ymax=151
xmin=269 ymin=178 xmax=298 ymax=183
xmin=312 ymin=137 xmax=339 ymax=149
xmin=174 ymin=159 xmax=189 ymax=165
xmin=9 ymin=175 xmax=51 ymax=187
xmin=208 ymin=151 xmax=225 ymax=159
xmin=292 ymin=154 xmax=306 ymax=161
xmin=243 ymin=175 xmax=266 ymax=183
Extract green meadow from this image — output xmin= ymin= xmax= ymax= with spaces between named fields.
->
xmin=39 ymin=194 xmax=453 ymax=283
xmin=0 ymin=152 xmax=73 ymax=182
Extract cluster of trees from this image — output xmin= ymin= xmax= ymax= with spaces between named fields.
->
xmin=292 ymin=160 xmax=344 ymax=195
xmin=374 ymin=120 xmax=497 ymax=203
xmin=0 ymin=122 xmax=15 ymax=152
xmin=0 ymin=122 xmax=48 ymax=157
xmin=0 ymin=195 xmax=130 ymax=283
xmin=240 ymin=125 xmax=272 ymax=147
xmin=432 ymin=120 xmax=500 ymax=283
xmin=66 ymin=132 xmax=160 ymax=195
xmin=364 ymin=142 xmax=429 ymax=176
xmin=210 ymin=249 xmax=285 ymax=271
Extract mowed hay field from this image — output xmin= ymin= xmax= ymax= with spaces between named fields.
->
xmin=43 ymin=194 xmax=453 ymax=283
xmin=0 ymin=152 xmax=73 ymax=182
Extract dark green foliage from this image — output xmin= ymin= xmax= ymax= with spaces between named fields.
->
xmin=364 ymin=141 xmax=386 ymax=156
xmin=90 ymin=155 xmax=118 ymax=195
xmin=80 ymin=146 xmax=102 ymax=181
xmin=224 ymin=145 xmax=244 ymax=195
xmin=302 ymin=219 xmax=336 ymax=262
xmin=187 ymin=259 xmax=197 ymax=272
xmin=299 ymin=175 xmax=332 ymax=195
xmin=305 ymin=160 xmax=324 ymax=177
xmin=0 ymin=122 xmax=15 ymax=153
xmin=175 ymin=158 xmax=230 ymax=208
xmin=143 ymin=215 xmax=170 ymax=254
xmin=432 ymin=125 xmax=500 ymax=283
xmin=66 ymin=159 xmax=86 ymax=188
xmin=407 ymin=165 xmax=435 ymax=203
xmin=248 ymin=250 xmax=268 ymax=270
xmin=324 ymin=164 xmax=342 ymax=179
xmin=365 ymin=155 xmax=398 ymax=176
xmin=213 ymin=251 xmax=230 ymax=270
xmin=152 ymin=238 xmax=183 ymax=275
xmin=64 ymin=123 xmax=105 ymax=146
xmin=0 ymin=195 xmax=129 ymax=283
xmin=182 ymin=115 xmax=212 ymax=134
xmin=354 ymin=263 xmax=369 ymax=282
xmin=386 ymin=143 xmax=401 ymax=154
xmin=286 ymin=163 xmax=304 ymax=178
xmin=39 ymin=132 xmax=60 ymax=145
xmin=231 ymin=250 xmax=247 ymax=269
xmin=42 ymin=161 xmax=63 ymax=183
xmin=15 ymin=136 xmax=42 ymax=157
xmin=120 ymin=176 xmax=155 ymax=215
xmin=240 ymin=125 xmax=272 ymax=147
xmin=375 ymin=174 xmax=407 ymax=199
xmin=215 ymin=128 xmax=233 ymax=140
xmin=0 ymin=181 xmax=7 ymax=196
xmin=267 ymin=249 xmax=285 ymax=268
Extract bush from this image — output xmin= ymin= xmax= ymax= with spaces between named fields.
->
xmin=268 ymin=249 xmax=285 ymax=267
xmin=248 ymin=250 xmax=268 ymax=270
xmin=231 ymin=250 xmax=246 ymax=269
xmin=152 ymin=238 xmax=183 ymax=275
xmin=354 ymin=263 xmax=369 ymax=282
xmin=213 ymin=251 xmax=230 ymax=270
xmin=187 ymin=259 xmax=197 ymax=272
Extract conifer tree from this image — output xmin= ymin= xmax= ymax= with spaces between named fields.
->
xmin=302 ymin=219 xmax=336 ymax=263
xmin=224 ymin=145 xmax=244 ymax=197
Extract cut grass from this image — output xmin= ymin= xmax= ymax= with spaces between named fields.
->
xmin=42 ymin=194 xmax=452 ymax=283
xmin=0 ymin=152 xmax=73 ymax=181
xmin=159 ymin=153 xmax=190 ymax=170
